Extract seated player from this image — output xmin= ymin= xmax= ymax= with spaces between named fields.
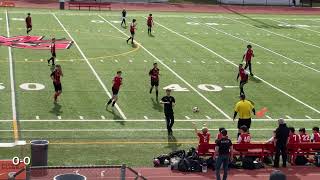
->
xmin=192 ymin=122 xmax=210 ymax=154
xmin=216 ymin=127 xmax=226 ymax=140
xmin=266 ymin=130 xmax=276 ymax=144
xmin=287 ymin=127 xmax=300 ymax=164
xmin=311 ymin=127 xmax=320 ymax=143
xmin=288 ymin=127 xmax=301 ymax=144
xmin=192 ymin=122 xmax=210 ymax=145
xmin=237 ymin=125 xmax=251 ymax=144
xmin=299 ymin=128 xmax=310 ymax=142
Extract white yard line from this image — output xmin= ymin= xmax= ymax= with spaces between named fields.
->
xmin=225 ymin=17 xmax=320 ymax=49
xmin=52 ymin=13 xmax=127 ymax=120
xmin=271 ymin=19 xmax=320 ymax=35
xmin=305 ymin=115 xmax=312 ymax=119
xmin=152 ymin=19 xmax=320 ymax=114
xmin=98 ymin=15 xmax=231 ymax=120
xmin=5 ymin=10 xmax=19 ymax=141
xmin=7 ymin=11 xmax=320 ymax=21
xmin=265 ymin=115 xmax=272 ymax=119
xmin=0 ymin=119 xmax=319 ymax=122
xmin=285 ymin=115 xmax=292 ymax=119
xmin=188 ymin=18 xmax=320 ymax=73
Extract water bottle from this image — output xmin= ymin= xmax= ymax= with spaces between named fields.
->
xmin=202 ymin=163 xmax=208 ymax=173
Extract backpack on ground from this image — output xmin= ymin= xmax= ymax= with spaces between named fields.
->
xmin=295 ymin=155 xmax=308 ymax=166
xmin=170 ymin=157 xmax=181 ymax=170
xmin=315 ymin=152 xmax=320 ymax=167
xmin=178 ymin=157 xmax=202 ymax=172
xmin=206 ymin=157 xmax=216 ymax=170
xmin=169 ymin=150 xmax=185 ymax=159
xmin=242 ymin=156 xmax=255 ymax=170
xmin=186 ymin=147 xmax=199 ymax=160
xmin=263 ymin=156 xmax=273 ymax=165
xmin=153 ymin=154 xmax=170 ymax=167
xmin=178 ymin=158 xmax=192 ymax=172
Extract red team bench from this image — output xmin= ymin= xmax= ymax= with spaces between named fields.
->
xmin=198 ymin=143 xmax=320 ymax=163
xmin=68 ymin=1 xmax=111 ymax=11
xmin=0 ymin=1 xmax=15 ymax=7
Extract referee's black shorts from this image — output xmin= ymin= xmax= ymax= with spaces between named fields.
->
xmin=237 ymin=118 xmax=251 ymax=129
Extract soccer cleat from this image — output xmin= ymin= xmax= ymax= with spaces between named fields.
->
xmin=126 ymin=39 xmax=129 ymax=44
xmin=250 ymin=73 xmax=254 ymax=76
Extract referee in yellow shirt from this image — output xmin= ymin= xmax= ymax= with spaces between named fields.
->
xmin=233 ymin=93 xmax=255 ymax=138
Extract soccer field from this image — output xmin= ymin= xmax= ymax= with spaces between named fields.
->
xmin=0 ymin=8 xmax=320 ymax=167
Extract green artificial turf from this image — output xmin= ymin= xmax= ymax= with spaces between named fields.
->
xmin=0 ymin=9 xmax=319 ymax=167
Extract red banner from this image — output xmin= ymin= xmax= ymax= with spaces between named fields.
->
xmin=0 ymin=160 xmax=26 ymax=180
xmin=0 ymin=35 xmax=73 ymax=50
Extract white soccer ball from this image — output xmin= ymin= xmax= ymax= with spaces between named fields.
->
xmin=192 ymin=107 xmax=199 ymax=113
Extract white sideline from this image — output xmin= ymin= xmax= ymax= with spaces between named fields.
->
xmin=0 ymin=119 xmax=319 ymax=122
xmin=271 ymin=19 xmax=320 ymax=35
xmin=5 ymin=10 xmax=17 ymax=129
xmin=52 ymin=13 xmax=127 ymax=120
xmin=225 ymin=17 xmax=320 ymax=49
xmin=9 ymin=11 xmax=320 ymax=22
xmin=0 ymin=128 xmax=310 ymax=132
xmin=97 ymin=15 xmax=232 ymax=120
xmin=152 ymin=19 xmax=320 ymax=114
xmin=187 ymin=18 xmax=320 ymax=73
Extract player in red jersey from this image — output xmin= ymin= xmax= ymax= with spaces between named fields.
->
xmin=47 ymin=38 xmax=56 ymax=66
xmin=216 ymin=127 xmax=226 ymax=140
xmin=147 ymin=14 xmax=154 ymax=36
xmin=50 ymin=65 xmax=63 ymax=103
xmin=311 ymin=127 xmax=320 ymax=142
xmin=236 ymin=64 xmax=248 ymax=95
xmin=149 ymin=63 xmax=160 ymax=100
xmin=299 ymin=128 xmax=310 ymax=142
xmin=126 ymin=19 xmax=136 ymax=45
xmin=243 ymin=45 xmax=254 ymax=76
xmin=266 ymin=130 xmax=276 ymax=144
xmin=288 ymin=127 xmax=301 ymax=144
xmin=237 ymin=125 xmax=251 ymax=144
xmin=106 ymin=71 xmax=122 ymax=108
xmin=25 ymin=13 xmax=32 ymax=35
xmin=192 ymin=122 xmax=210 ymax=145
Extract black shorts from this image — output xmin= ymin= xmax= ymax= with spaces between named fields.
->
xmin=53 ymin=82 xmax=62 ymax=92
xmin=52 ymin=52 xmax=56 ymax=57
xmin=237 ymin=118 xmax=251 ymax=129
xmin=148 ymin=24 xmax=152 ymax=28
xmin=27 ymin=25 xmax=32 ymax=29
xmin=240 ymin=80 xmax=247 ymax=85
xmin=130 ymin=31 xmax=135 ymax=36
xmin=151 ymin=80 xmax=159 ymax=87
xmin=112 ymin=87 xmax=119 ymax=95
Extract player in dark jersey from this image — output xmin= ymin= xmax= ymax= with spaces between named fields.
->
xmin=25 ymin=13 xmax=32 ymax=35
xmin=126 ymin=19 xmax=136 ymax=45
xmin=47 ymin=38 xmax=56 ymax=66
xmin=236 ymin=64 xmax=248 ymax=95
xmin=149 ymin=63 xmax=160 ymax=100
xmin=121 ymin=9 xmax=127 ymax=28
xmin=106 ymin=71 xmax=123 ymax=108
xmin=50 ymin=65 xmax=63 ymax=103
xmin=147 ymin=14 xmax=154 ymax=36
xmin=243 ymin=45 xmax=254 ymax=76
